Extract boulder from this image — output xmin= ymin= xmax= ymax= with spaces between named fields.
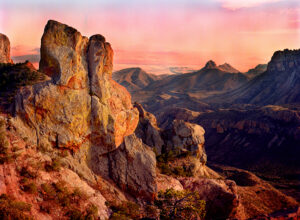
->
xmin=165 ymin=120 xmax=207 ymax=165
xmin=179 ymin=177 xmax=245 ymax=219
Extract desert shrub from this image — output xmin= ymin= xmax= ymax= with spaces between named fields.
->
xmin=108 ymin=201 xmax=140 ymax=220
xmin=85 ymin=204 xmax=98 ymax=219
xmin=45 ymin=158 xmax=62 ymax=172
xmin=0 ymin=62 xmax=46 ymax=103
xmin=155 ymin=189 xmax=206 ymax=220
xmin=66 ymin=204 xmax=99 ymax=220
xmin=23 ymin=182 xmax=38 ymax=194
xmin=72 ymin=187 xmax=88 ymax=200
xmin=41 ymin=183 xmax=56 ymax=199
xmin=20 ymin=166 xmax=38 ymax=179
xmin=0 ymin=193 xmax=33 ymax=220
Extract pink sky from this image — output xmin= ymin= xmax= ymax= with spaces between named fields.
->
xmin=0 ymin=0 xmax=299 ymax=73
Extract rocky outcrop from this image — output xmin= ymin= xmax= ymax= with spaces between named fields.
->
xmin=0 ymin=33 xmax=12 ymax=64
xmin=15 ymin=20 xmax=139 ymax=153
xmin=108 ymin=134 xmax=156 ymax=201
xmin=164 ymin=120 xmax=206 ymax=164
xmin=134 ymin=102 xmax=164 ymax=154
xmin=267 ymin=49 xmax=300 ymax=73
xmin=179 ymin=177 xmax=244 ymax=219
xmin=11 ymin=20 xmax=158 ymax=202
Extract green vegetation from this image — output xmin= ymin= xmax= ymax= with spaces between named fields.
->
xmin=156 ymin=149 xmax=194 ymax=177
xmin=40 ymin=181 xmax=95 ymax=218
xmin=0 ymin=62 xmax=46 ymax=104
xmin=107 ymin=189 xmax=206 ymax=219
xmin=0 ymin=194 xmax=33 ymax=220
xmin=106 ymin=201 xmax=141 ymax=220
xmin=66 ymin=204 xmax=98 ymax=220
xmin=155 ymin=189 xmax=206 ymax=220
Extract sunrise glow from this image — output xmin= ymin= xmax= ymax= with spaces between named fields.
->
xmin=0 ymin=0 xmax=299 ymax=73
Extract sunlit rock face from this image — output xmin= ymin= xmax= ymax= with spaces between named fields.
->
xmin=0 ymin=33 xmax=13 ymax=64
xmin=16 ymin=20 xmax=139 ymax=153
xmin=13 ymin=20 xmax=158 ymax=201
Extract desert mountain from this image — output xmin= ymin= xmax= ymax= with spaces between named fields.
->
xmin=142 ymin=60 xmax=248 ymax=94
xmin=245 ymin=64 xmax=267 ymax=78
xmin=112 ymin=67 xmax=163 ymax=92
xmin=207 ymin=49 xmax=300 ymax=105
xmin=218 ymin=62 xmax=240 ymax=73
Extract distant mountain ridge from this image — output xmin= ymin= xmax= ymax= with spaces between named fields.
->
xmin=143 ymin=60 xmax=248 ymax=93
xmin=206 ymin=49 xmax=300 ymax=105
xmin=112 ymin=67 xmax=165 ymax=92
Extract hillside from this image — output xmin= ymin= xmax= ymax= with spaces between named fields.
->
xmin=143 ymin=60 xmax=248 ymax=93
xmin=206 ymin=49 xmax=300 ymax=105
xmin=112 ymin=67 xmax=164 ymax=92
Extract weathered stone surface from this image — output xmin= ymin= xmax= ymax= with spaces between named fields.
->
xmin=91 ymin=134 xmax=157 ymax=201
xmin=39 ymin=20 xmax=89 ymax=88
xmin=179 ymin=177 xmax=245 ymax=219
xmin=15 ymin=20 xmax=138 ymax=154
xmin=0 ymin=33 xmax=12 ymax=63
xmin=165 ymin=120 xmax=207 ymax=164
xmin=108 ymin=134 xmax=157 ymax=201
xmin=157 ymin=174 xmax=183 ymax=192
xmin=134 ymin=102 xmax=164 ymax=154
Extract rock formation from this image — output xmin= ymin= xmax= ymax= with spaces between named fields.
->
xmin=0 ymin=20 xmax=299 ymax=219
xmin=12 ymin=20 xmax=157 ymax=202
xmin=134 ymin=102 xmax=164 ymax=154
xmin=0 ymin=33 xmax=13 ymax=63
xmin=15 ymin=20 xmax=139 ymax=152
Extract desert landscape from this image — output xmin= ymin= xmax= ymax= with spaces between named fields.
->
xmin=0 ymin=0 xmax=300 ymax=219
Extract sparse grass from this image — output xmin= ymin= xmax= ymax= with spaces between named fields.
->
xmin=107 ymin=201 xmax=140 ymax=220
xmin=23 ymin=182 xmax=38 ymax=194
xmin=20 ymin=166 xmax=38 ymax=179
xmin=40 ymin=181 xmax=94 ymax=218
xmin=0 ymin=193 xmax=33 ymax=220
xmin=156 ymin=150 xmax=194 ymax=177
xmin=45 ymin=158 xmax=62 ymax=172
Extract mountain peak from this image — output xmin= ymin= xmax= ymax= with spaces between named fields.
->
xmin=205 ymin=60 xmax=217 ymax=69
xmin=218 ymin=63 xmax=239 ymax=73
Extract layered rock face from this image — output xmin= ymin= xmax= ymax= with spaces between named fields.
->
xmin=0 ymin=33 xmax=12 ymax=63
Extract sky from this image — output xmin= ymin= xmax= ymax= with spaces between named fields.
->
xmin=0 ymin=0 xmax=299 ymax=74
